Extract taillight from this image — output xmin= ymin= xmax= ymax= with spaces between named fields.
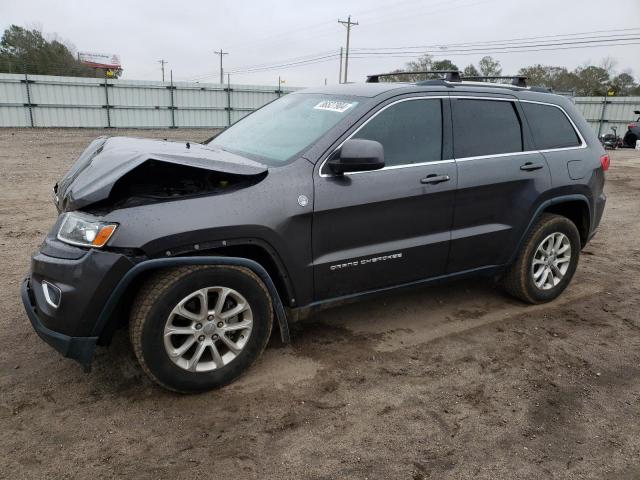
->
xmin=600 ymin=154 xmax=610 ymax=172
xmin=629 ymin=123 xmax=637 ymax=129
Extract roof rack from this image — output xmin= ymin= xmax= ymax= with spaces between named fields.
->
xmin=365 ymin=71 xmax=533 ymax=89
xmin=461 ymin=75 xmax=528 ymax=88
xmin=366 ymin=70 xmax=461 ymax=83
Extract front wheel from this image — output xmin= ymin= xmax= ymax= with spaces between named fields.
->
xmin=502 ymin=213 xmax=581 ymax=304
xmin=130 ymin=265 xmax=273 ymax=393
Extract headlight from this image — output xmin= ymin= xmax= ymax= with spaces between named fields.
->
xmin=57 ymin=213 xmax=118 ymax=248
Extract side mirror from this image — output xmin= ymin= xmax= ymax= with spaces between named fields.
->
xmin=327 ymin=139 xmax=385 ymax=175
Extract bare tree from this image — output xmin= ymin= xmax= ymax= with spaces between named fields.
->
xmin=599 ymin=56 xmax=618 ymax=75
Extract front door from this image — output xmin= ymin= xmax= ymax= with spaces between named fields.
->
xmin=312 ymin=96 xmax=457 ymax=300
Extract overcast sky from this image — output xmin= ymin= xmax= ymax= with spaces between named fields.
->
xmin=2 ymin=0 xmax=639 ymax=87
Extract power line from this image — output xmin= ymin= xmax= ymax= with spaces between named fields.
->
xmin=228 ymin=50 xmax=336 ymax=73
xmin=229 ymin=53 xmax=341 ymax=75
xmin=220 ymin=36 xmax=640 ymax=77
xmin=184 ymin=49 xmax=337 ymax=81
xmin=349 ymin=36 xmax=640 ymax=56
xmin=205 ymin=39 xmax=640 ymax=79
xmin=214 ymin=49 xmax=228 ymax=84
xmin=348 ymin=41 xmax=640 ymax=60
xmin=338 ymin=15 xmax=359 ymax=83
xmin=352 ymin=28 xmax=640 ymax=51
xmin=180 ymin=28 xmax=640 ymax=80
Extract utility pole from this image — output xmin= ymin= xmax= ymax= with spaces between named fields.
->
xmin=338 ymin=47 xmax=343 ymax=84
xmin=214 ymin=49 xmax=229 ymax=84
xmin=158 ymin=59 xmax=167 ymax=82
xmin=338 ymin=15 xmax=358 ymax=83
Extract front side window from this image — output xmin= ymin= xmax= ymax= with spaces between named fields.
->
xmin=352 ymin=98 xmax=443 ymax=167
xmin=452 ymin=99 xmax=523 ymax=158
xmin=210 ymin=94 xmax=362 ymax=165
xmin=522 ymin=102 xmax=581 ymax=150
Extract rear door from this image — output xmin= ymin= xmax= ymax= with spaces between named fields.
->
xmin=447 ymin=96 xmax=551 ymax=273
xmin=312 ymin=96 xmax=457 ymax=300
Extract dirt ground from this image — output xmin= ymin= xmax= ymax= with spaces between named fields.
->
xmin=0 ymin=128 xmax=639 ymax=479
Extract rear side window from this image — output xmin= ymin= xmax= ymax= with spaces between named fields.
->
xmin=522 ymin=102 xmax=581 ymax=150
xmin=452 ymin=99 xmax=523 ymax=158
xmin=352 ymin=98 xmax=442 ymax=167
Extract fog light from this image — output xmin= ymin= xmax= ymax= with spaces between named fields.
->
xmin=42 ymin=281 xmax=62 ymax=308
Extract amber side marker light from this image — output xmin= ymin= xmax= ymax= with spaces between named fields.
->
xmin=92 ymin=224 xmax=118 ymax=247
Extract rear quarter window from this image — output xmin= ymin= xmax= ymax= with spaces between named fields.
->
xmin=521 ymin=102 xmax=582 ymax=150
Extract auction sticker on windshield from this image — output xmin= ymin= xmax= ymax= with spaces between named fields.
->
xmin=314 ymin=100 xmax=356 ymax=113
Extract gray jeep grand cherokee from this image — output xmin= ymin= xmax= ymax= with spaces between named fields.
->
xmin=22 ymin=72 xmax=607 ymax=392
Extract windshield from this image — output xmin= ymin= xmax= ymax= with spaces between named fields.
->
xmin=210 ymin=93 xmax=361 ymax=165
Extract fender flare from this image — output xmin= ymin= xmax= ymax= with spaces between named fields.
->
xmin=91 ymin=256 xmax=291 ymax=343
xmin=510 ymin=193 xmax=591 ymax=264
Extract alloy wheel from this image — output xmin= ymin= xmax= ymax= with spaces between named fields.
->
xmin=163 ymin=286 xmax=253 ymax=372
xmin=531 ymin=232 xmax=572 ymax=290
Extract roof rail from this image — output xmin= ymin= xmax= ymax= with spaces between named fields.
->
xmin=461 ymin=75 xmax=528 ymax=88
xmin=366 ymin=70 xmax=461 ymax=83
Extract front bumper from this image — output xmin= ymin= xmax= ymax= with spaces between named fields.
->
xmin=21 ymin=238 xmax=137 ymax=370
xmin=21 ymin=277 xmax=98 ymax=371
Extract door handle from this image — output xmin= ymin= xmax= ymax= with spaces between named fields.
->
xmin=420 ymin=174 xmax=450 ymax=185
xmin=520 ymin=162 xmax=544 ymax=171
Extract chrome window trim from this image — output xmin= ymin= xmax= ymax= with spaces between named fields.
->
xmin=318 ymin=95 xmax=587 ymax=178
xmin=319 ymin=96 xmax=448 ymax=178
xmin=345 ymin=159 xmax=455 ymax=176
xmin=454 ymin=150 xmax=540 ymax=162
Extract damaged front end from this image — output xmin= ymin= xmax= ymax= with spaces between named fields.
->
xmin=87 ymin=159 xmax=267 ymax=212
xmin=25 ymin=135 xmax=272 ymax=370
xmin=54 ymin=136 xmax=268 ymax=213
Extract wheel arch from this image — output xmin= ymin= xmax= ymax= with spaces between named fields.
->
xmin=542 ymin=199 xmax=590 ymax=246
xmin=92 ymin=256 xmax=291 ymax=346
xmin=510 ymin=194 xmax=591 ymax=264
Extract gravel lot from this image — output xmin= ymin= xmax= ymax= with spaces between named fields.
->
xmin=1 ymin=128 xmax=639 ymax=479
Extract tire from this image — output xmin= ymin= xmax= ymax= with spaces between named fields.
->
xmin=623 ymin=131 xmax=638 ymax=148
xmin=130 ymin=265 xmax=273 ymax=393
xmin=502 ymin=213 xmax=581 ymax=304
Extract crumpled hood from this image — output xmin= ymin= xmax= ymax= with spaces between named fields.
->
xmin=55 ymin=136 xmax=267 ymax=211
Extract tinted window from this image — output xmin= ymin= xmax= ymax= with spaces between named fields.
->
xmin=522 ymin=102 xmax=581 ymax=150
xmin=452 ymin=99 xmax=523 ymax=158
xmin=352 ymin=99 xmax=442 ymax=167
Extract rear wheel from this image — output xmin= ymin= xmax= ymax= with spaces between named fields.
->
xmin=502 ymin=213 xmax=581 ymax=304
xmin=130 ymin=265 xmax=273 ymax=393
